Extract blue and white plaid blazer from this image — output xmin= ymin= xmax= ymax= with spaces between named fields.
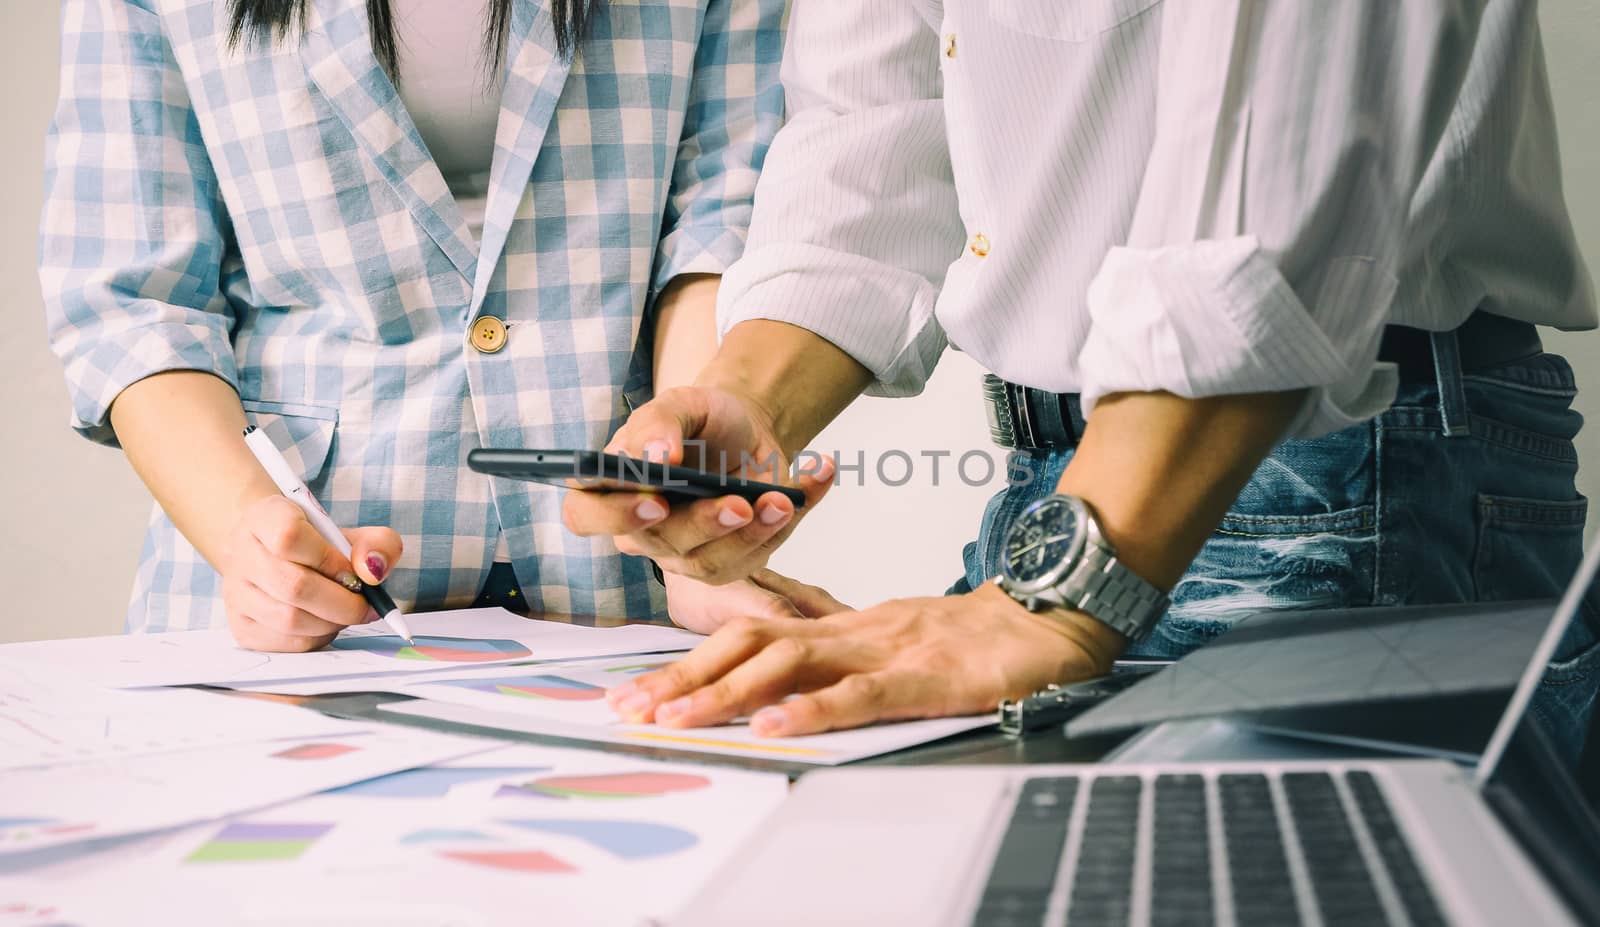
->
xmin=41 ymin=0 xmax=785 ymax=632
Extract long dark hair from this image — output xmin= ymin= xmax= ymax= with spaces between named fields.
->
xmin=227 ymin=0 xmax=594 ymax=73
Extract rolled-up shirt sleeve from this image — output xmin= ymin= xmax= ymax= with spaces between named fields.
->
xmin=650 ymin=0 xmax=786 ymax=292
xmin=716 ymin=1 xmax=964 ymax=397
xmin=41 ymin=0 xmax=237 ymax=447
xmin=1079 ymin=2 xmax=1485 ymax=437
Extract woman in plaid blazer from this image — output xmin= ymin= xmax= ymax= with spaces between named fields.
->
xmin=40 ymin=0 xmax=832 ymax=649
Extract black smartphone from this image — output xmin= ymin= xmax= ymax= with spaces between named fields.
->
xmin=467 ymin=449 xmax=807 ymax=507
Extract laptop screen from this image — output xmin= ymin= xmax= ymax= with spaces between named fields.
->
xmin=1474 ymin=539 xmax=1600 ymax=788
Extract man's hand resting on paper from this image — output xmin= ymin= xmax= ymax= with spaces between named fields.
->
xmin=662 ymin=569 xmax=849 ymax=635
xmin=561 ymin=386 xmax=835 ymax=584
xmin=606 ymin=581 xmax=1125 ymax=735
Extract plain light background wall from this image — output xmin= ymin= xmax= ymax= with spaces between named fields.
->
xmin=3 ymin=3 xmax=1598 ymax=643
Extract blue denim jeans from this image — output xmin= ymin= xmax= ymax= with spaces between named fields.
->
xmin=952 ymin=352 xmax=1600 ymax=770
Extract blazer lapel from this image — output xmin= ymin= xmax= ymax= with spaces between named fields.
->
xmin=301 ymin=0 xmax=480 ymax=283
xmin=470 ymin=0 xmax=574 ymax=311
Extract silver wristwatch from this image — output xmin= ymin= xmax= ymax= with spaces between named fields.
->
xmin=995 ymin=494 xmax=1169 ymax=641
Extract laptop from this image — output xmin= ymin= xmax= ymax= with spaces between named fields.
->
xmin=677 ymin=545 xmax=1600 ymax=926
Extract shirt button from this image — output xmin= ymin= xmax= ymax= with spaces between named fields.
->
xmin=968 ymin=233 xmax=991 ymax=258
xmin=943 ymin=33 xmax=957 ymax=58
xmin=469 ymin=315 xmax=508 ymax=354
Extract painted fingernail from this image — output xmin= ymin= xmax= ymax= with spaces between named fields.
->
xmin=643 ymin=440 xmax=672 ymax=464
xmin=335 ymin=571 xmax=363 ymax=593
xmin=364 ymin=608 xmax=381 ymax=624
xmin=758 ymin=504 xmax=788 ymax=526
xmin=813 ymin=455 xmax=835 ymax=481
xmin=750 ymin=706 xmax=788 ymax=736
xmin=656 ymin=696 xmax=692 ymax=722
xmin=636 ymin=499 xmax=668 ymax=523
xmin=365 ymin=553 xmax=388 ymax=583
xmin=717 ymin=507 xmax=750 ymax=528
xmin=618 ymin=691 xmax=655 ymax=718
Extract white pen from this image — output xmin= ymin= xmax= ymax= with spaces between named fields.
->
xmin=242 ymin=426 xmax=415 ymax=643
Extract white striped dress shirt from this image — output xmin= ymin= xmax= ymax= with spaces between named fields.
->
xmin=718 ymin=0 xmax=1596 ymax=437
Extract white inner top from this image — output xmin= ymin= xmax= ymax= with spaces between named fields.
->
xmin=392 ymin=0 xmax=504 ymax=244
xmin=394 ymin=0 xmax=511 ymax=564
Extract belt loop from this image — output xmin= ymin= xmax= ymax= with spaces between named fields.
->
xmin=1430 ymin=330 xmax=1471 ymax=437
xmin=1064 ymin=394 xmax=1086 ymax=439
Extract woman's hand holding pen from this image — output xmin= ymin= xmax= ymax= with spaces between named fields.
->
xmin=220 ymin=495 xmax=403 ymax=653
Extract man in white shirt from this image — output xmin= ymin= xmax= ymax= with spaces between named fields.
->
xmin=564 ymin=1 xmax=1599 ymax=768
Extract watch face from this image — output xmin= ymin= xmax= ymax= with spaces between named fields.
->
xmin=1001 ymin=496 xmax=1085 ymax=591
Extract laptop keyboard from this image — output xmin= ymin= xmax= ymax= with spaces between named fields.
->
xmin=971 ymin=770 xmax=1445 ymax=927
xmin=1150 ymin=775 xmax=1212 ymax=926
xmin=1218 ymin=775 xmax=1295 ymax=925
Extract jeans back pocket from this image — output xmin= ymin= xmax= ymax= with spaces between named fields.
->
xmin=1472 ymin=493 xmax=1588 ymax=602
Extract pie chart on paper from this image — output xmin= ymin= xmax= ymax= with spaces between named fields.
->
xmin=329 ymin=635 xmax=532 ymax=663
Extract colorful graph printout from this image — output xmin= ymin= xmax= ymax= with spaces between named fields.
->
xmin=328 ymin=636 xmax=532 ymax=663
xmin=186 ymin=822 xmax=334 ymax=863
xmin=0 ymin=818 xmax=93 ymax=842
xmin=500 ymin=819 xmax=698 ymax=860
xmin=522 ymin=772 xmax=712 ymax=800
xmin=272 ymin=742 xmax=360 ymax=760
xmin=438 ymin=849 xmax=577 ymax=874
xmin=0 ymin=745 xmax=791 ymax=927
xmin=400 ymin=829 xmax=495 ymax=845
xmin=494 ymin=783 xmax=564 ymax=800
xmin=434 ymin=674 xmax=605 ymax=702
xmin=382 ymin=696 xmax=995 ymax=767
xmin=327 ymin=767 xmax=549 ymax=799
xmin=603 ymin=661 xmax=674 ymax=676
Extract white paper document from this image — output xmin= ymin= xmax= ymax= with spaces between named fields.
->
xmin=1 ymin=744 xmax=789 ymax=926
xmin=0 ymin=608 xmax=701 ymax=689
xmin=0 ymin=670 xmax=352 ymax=770
xmin=382 ymin=654 xmax=995 ymax=765
xmin=0 ymin=721 xmax=490 ymax=857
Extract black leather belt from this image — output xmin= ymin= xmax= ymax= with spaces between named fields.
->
xmin=984 ymin=312 xmax=1543 ymax=451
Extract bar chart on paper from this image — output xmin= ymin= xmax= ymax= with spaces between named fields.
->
xmin=501 ymin=771 xmax=713 ymax=800
xmin=328 ymin=635 xmax=533 ymax=663
xmin=186 ymin=822 xmax=335 ymax=863
xmin=272 ymin=742 xmax=362 ymax=761
xmin=433 ymin=674 xmax=608 ymax=702
xmin=328 ymin=766 xmax=551 ymax=799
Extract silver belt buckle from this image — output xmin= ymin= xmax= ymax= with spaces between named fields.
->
xmin=982 ymin=374 xmax=1036 ymax=449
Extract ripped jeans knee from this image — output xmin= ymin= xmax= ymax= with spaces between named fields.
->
xmin=1127 ymin=527 xmax=1378 ymax=661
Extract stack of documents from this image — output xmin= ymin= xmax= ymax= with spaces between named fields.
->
xmin=381 ymin=652 xmax=995 ymax=766
xmin=1 ymin=606 xmax=993 ymax=925
xmin=0 ymin=607 xmax=988 ymax=766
